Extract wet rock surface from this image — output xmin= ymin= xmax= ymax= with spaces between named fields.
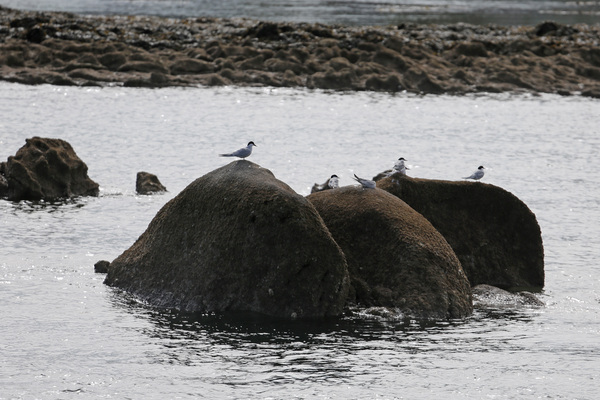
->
xmin=307 ymin=186 xmax=473 ymax=319
xmin=1 ymin=7 xmax=600 ymax=96
xmin=376 ymin=174 xmax=545 ymax=291
xmin=94 ymin=260 xmax=110 ymax=274
xmin=105 ymin=160 xmax=350 ymax=319
xmin=136 ymin=171 xmax=166 ymax=194
xmin=1 ymin=136 xmax=99 ymax=201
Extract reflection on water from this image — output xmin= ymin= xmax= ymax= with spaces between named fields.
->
xmin=109 ymin=285 xmax=541 ymax=349
xmin=6 ymin=197 xmax=88 ymax=214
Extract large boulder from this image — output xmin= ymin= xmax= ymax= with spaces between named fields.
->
xmin=376 ymin=174 xmax=544 ymax=290
xmin=307 ymin=186 xmax=472 ymax=319
xmin=1 ymin=137 xmax=99 ymax=201
xmin=136 ymin=171 xmax=167 ymax=194
xmin=105 ymin=160 xmax=350 ymax=319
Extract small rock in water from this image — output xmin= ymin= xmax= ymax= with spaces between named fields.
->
xmin=94 ymin=260 xmax=110 ymax=274
xmin=136 ymin=171 xmax=167 ymax=194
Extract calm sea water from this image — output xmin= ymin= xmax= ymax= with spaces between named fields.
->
xmin=1 ymin=0 xmax=599 ymax=26
xmin=1 ymin=82 xmax=600 ymax=399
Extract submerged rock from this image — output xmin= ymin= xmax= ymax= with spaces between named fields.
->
xmin=136 ymin=171 xmax=167 ymax=194
xmin=376 ymin=174 xmax=544 ymax=290
xmin=105 ymin=160 xmax=350 ymax=319
xmin=472 ymin=284 xmax=544 ymax=308
xmin=307 ymin=186 xmax=472 ymax=319
xmin=1 ymin=137 xmax=99 ymax=201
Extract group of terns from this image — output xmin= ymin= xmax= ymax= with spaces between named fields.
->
xmin=220 ymin=141 xmax=485 ymax=189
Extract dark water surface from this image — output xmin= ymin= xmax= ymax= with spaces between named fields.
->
xmin=1 ymin=0 xmax=599 ymax=26
xmin=1 ymin=83 xmax=600 ymax=399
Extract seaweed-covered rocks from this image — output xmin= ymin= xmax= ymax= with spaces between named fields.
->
xmin=1 ymin=7 xmax=600 ymax=96
xmin=307 ymin=186 xmax=473 ymax=319
xmin=105 ymin=160 xmax=350 ymax=319
xmin=1 ymin=137 xmax=99 ymax=201
xmin=377 ymin=174 xmax=544 ymax=290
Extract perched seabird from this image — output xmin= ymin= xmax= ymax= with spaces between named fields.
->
xmin=353 ymin=174 xmax=376 ymax=189
xmin=392 ymin=157 xmax=409 ymax=175
xmin=328 ymin=174 xmax=339 ymax=189
xmin=219 ymin=141 xmax=256 ymax=158
xmin=463 ymin=165 xmax=485 ymax=180
xmin=310 ymin=174 xmax=340 ymax=193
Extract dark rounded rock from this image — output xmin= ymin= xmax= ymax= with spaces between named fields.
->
xmin=247 ymin=22 xmax=281 ymax=40
xmin=402 ymin=67 xmax=445 ymax=93
xmin=105 ymin=160 xmax=350 ymax=319
xmin=309 ymin=68 xmax=357 ymax=90
xmin=237 ymin=55 xmax=264 ymax=70
xmin=98 ymin=52 xmax=127 ymax=70
xmin=383 ymin=36 xmax=405 ymax=53
xmin=454 ymin=42 xmax=488 ymax=57
xmin=582 ymin=89 xmax=600 ymax=98
xmin=281 ymin=69 xmax=301 ymax=86
xmin=578 ymin=66 xmax=600 ymax=80
xmin=372 ymin=48 xmax=408 ymax=71
xmin=533 ymin=21 xmax=577 ymax=37
xmin=118 ymin=61 xmax=168 ymax=74
xmin=307 ymin=186 xmax=472 ymax=319
xmin=204 ymin=73 xmax=228 ymax=86
xmin=123 ymin=77 xmax=152 ymax=87
xmin=327 ymin=56 xmax=353 ymax=71
xmin=5 ymin=53 xmax=25 ymax=68
xmin=136 ymin=171 xmax=166 ymax=194
xmin=149 ymin=72 xmax=169 ymax=85
xmin=264 ymin=58 xmax=305 ymax=74
xmin=377 ymin=174 xmax=544 ymax=290
xmin=169 ymin=58 xmax=213 ymax=75
xmin=34 ymin=49 xmax=53 ymax=65
xmin=94 ymin=260 xmax=110 ymax=274
xmin=2 ymin=137 xmax=99 ymax=201
xmin=26 ymin=27 xmax=46 ymax=43
xmin=364 ymin=74 xmax=401 ymax=91
xmin=579 ymin=47 xmax=600 ymax=68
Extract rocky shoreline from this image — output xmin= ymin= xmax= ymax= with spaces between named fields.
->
xmin=1 ymin=6 xmax=600 ymax=96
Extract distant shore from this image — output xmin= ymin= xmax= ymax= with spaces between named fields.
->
xmin=1 ymin=6 xmax=599 ymax=97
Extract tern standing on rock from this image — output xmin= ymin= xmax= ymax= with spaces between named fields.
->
xmin=463 ymin=166 xmax=485 ymax=180
xmin=353 ymin=174 xmax=376 ymax=189
xmin=219 ymin=141 xmax=256 ymax=158
xmin=328 ymin=174 xmax=339 ymax=189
